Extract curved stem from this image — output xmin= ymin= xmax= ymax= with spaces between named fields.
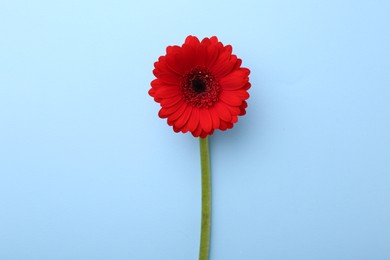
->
xmin=199 ymin=137 xmax=211 ymax=260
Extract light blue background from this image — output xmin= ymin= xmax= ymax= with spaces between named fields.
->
xmin=1 ymin=0 xmax=389 ymax=259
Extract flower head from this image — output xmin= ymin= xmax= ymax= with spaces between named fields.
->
xmin=149 ymin=35 xmax=250 ymax=138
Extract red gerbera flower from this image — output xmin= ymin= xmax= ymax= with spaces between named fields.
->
xmin=149 ymin=35 xmax=251 ymax=138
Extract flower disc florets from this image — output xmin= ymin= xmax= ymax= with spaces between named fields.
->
xmin=182 ymin=67 xmax=220 ymax=108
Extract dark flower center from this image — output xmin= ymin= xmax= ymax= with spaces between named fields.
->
xmin=182 ymin=67 xmax=220 ymax=108
xmin=191 ymin=77 xmax=206 ymax=93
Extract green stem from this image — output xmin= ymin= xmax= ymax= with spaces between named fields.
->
xmin=199 ymin=137 xmax=211 ymax=260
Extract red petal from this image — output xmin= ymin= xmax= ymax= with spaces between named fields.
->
xmin=158 ymin=73 xmax=180 ymax=85
xmin=165 ymin=53 xmax=185 ymax=75
xmin=174 ymin=53 xmax=192 ymax=73
xmin=186 ymin=108 xmax=199 ymax=133
xmin=174 ymin=105 xmax=192 ymax=129
xmin=219 ymin=90 xmax=243 ymax=106
xmin=199 ymin=130 xmax=211 ymax=138
xmin=213 ymin=55 xmax=237 ymax=77
xmin=195 ymin=45 xmax=207 ymax=66
xmin=153 ymin=68 xmax=160 ymax=77
xmin=168 ymin=102 xmax=187 ymax=122
xmin=160 ymin=95 xmax=183 ymax=107
xmin=224 ymin=105 xmax=240 ymax=117
xmin=205 ymin=44 xmax=219 ymax=67
xmin=185 ymin=35 xmax=200 ymax=46
xmin=239 ymin=109 xmax=246 ymax=116
xmin=181 ymin=44 xmax=196 ymax=69
xmin=201 ymin=37 xmax=211 ymax=45
xmin=209 ymin=36 xmax=219 ymax=44
xmin=209 ymin=107 xmax=221 ymax=129
xmin=225 ymin=90 xmax=250 ymax=100
xmin=199 ymin=109 xmax=213 ymax=133
xmin=150 ymin=79 xmax=164 ymax=87
xmin=213 ymin=102 xmax=231 ymax=122
xmin=158 ymin=100 xmax=183 ymax=118
xmin=154 ymin=56 xmax=181 ymax=76
xmin=233 ymin=59 xmax=242 ymax=70
xmin=154 ymin=86 xmax=180 ymax=98
xmin=219 ymin=120 xmax=228 ymax=131
xmin=219 ymin=68 xmax=250 ymax=90
xmin=224 ymin=45 xmax=233 ymax=55
xmin=148 ymin=88 xmax=156 ymax=98
xmin=239 ymin=101 xmax=248 ymax=116
xmin=173 ymin=125 xmax=181 ymax=133
xmin=192 ymin=123 xmax=203 ymax=137
xmin=211 ymin=49 xmax=230 ymax=75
